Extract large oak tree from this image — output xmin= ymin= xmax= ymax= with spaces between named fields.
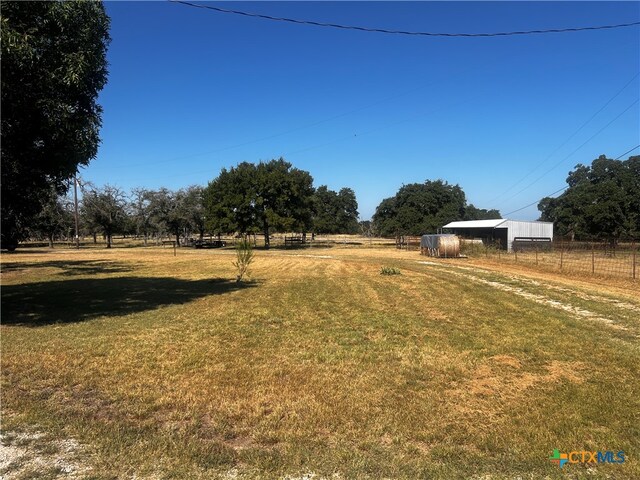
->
xmin=372 ymin=180 xmax=467 ymax=236
xmin=538 ymin=155 xmax=640 ymax=243
xmin=1 ymin=1 xmax=110 ymax=249
xmin=373 ymin=180 xmax=503 ymax=236
xmin=205 ymin=159 xmax=315 ymax=247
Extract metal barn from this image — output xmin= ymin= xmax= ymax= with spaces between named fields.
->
xmin=442 ymin=219 xmax=553 ymax=252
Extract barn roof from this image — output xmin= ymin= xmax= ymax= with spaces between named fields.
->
xmin=442 ymin=219 xmax=507 ymax=229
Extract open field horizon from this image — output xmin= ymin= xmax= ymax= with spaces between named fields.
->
xmin=2 ymin=245 xmax=639 ymax=479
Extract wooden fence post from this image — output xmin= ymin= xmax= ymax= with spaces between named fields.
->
xmin=633 ymin=251 xmax=637 ymax=280
xmin=560 ymin=249 xmax=563 ymax=271
xmin=535 ymin=245 xmax=539 ymax=266
xmin=591 ymin=247 xmax=595 ymax=275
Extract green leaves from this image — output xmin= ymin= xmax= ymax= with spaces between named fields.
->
xmin=312 ymin=186 xmax=360 ymax=234
xmin=1 ymin=0 xmax=110 ymax=248
xmin=204 ymin=158 xmax=315 ymax=246
xmin=372 ymin=180 xmax=472 ymax=237
xmin=538 ymin=154 xmax=640 ymax=242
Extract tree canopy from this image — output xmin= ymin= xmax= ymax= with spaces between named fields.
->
xmin=372 ymin=180 xmax=463 ymax=236
xmin=80 ymin=184 xmax=127 ymax=248
xmin=312 ymin=186 xmax=360 ymax=234
xmin=372 ymin=180 xmax=502 ymax=237
xmin=538 ymin=154 xmax=640 ymax=242
xmin=1 ymin=0 xmax=110 ymax=250
xmin=204 ymin=159 xmax=315 ymax=247
xmin=463 ymin=204 xmax=501 ymax=221
xmin=29 ymin=187 xmax=74 ymax=247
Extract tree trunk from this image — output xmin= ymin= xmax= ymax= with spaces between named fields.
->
xmin=106 ymin=233 xmax=112 ymax=248
xmin=175 ymin=233 xmax=180 ymax=247
xmin=143 ymin=233 xmax=148 ymax=246
xmin=263 ymin=222 xmax=270 ymax=248
xmin=48 ymin=233 xmax=54 ymax=248
xmin=93 ymin=232 xmax=97 ymax=244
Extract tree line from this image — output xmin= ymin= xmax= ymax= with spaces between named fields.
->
xmin=30 ymin=159 xmax=361 ymax=248
xmin=29 ymin=158 xmax=503 ymax=248
xmin=21 ymin=154 xmax=640 ymax=249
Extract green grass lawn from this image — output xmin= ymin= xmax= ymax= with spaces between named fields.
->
xmin=2 ymin=246 xmax=639 ymax=479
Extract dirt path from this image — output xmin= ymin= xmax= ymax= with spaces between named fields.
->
xmin=0 ymin=429 xmax=91 ymax=479
xmin=416 ymin=260 xmax=636 ymax=333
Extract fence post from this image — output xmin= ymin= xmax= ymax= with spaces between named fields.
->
xmin=591 ymin=247 xmax=595 ymax=275
xmin=174 ymin=241 xmax=177 ymax=257
xmin=535 ymin=245 xmax=539 ymax=266
xmin=633 ymin=251 xmax=637 ymax=280
xmin=515 ymin=248 xmax=518 ymax=263
xmin=560 ymin=249 xmax=563 ymax=271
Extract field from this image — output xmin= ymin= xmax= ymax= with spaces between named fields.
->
xmin=1 ymin=243 xmax=639 ymax=479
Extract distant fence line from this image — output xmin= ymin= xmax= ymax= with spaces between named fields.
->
xmin=396 ymin=236 xmax=421 ymax=250
xmin=23 ymin=233 xmax=397 ymax=249
xmin=461 ymin=239 xmax=638 ymax=280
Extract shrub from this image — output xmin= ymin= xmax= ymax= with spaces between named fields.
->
xmin=380 ymin=266 xmax=401 ymax=275
xmin=233 ymin=240 xmax=254 ymax=282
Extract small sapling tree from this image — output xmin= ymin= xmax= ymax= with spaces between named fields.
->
xmin=233 ymin=239 xmax=254 ymax=283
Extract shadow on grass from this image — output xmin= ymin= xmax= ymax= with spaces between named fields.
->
xmin=257 ymin=244 xmax=337 ymax=251
xmin=263 ymin=245 xmax=311 ymax=251
xmin=2 ymin=277 xmax=254 ymax=326
xmin=1 ymin=260 xmax=134 ymax=276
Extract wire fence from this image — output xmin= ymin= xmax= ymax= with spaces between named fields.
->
xmin=461 ymin=240 xmax=639 ymax=280
xmin=395 ymin=236 xmax=421 ymax=250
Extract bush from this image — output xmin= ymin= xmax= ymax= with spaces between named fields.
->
xmin=233 ymin=240 xmax=254 ymax=282
xmin=380 ymin=266 xmax=401 ymax=275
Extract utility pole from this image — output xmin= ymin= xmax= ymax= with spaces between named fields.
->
xmin=74 ymin=174 xmax=80 ymax=249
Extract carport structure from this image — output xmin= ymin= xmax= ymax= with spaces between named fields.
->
xmin=442 ymin=219 xmax=553 ymax=252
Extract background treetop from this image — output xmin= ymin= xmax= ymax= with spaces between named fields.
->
xmin=538 ymin=154 xmax=640 ymax=242
xmin=372 ymin=180 xmax=498 ymax=237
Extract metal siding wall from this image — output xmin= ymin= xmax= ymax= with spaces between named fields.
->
xmin=504 ymin=221 xmax=554 ymax=252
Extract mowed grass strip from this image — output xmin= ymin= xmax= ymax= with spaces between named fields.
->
xmin=1 ymin=247 xmax=639 ymax=479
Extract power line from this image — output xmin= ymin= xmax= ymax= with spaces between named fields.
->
xmin=615 ymin=144 xmax=640 ymax=159
xmin=495 ymin=98 xmax=639 ymax=208
xmin=503 ymin=186 xmax=568 ymax=217
xmin=485 ymin=72 xmax=639 ymax=206
xmin=503 ymin=144 xmax=640 ymax=216
xmin=169 ymin=1 xmax=640 ymax=37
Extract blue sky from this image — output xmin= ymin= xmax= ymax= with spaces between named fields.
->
xmin=85 ymin=1 xmax=640 ymax=220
